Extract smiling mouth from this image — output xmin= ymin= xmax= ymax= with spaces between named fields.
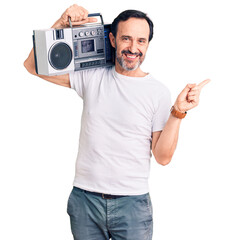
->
xmin=122 ymin=50 xmax=142 ymax=60
xmin=125 ymin=54 xmax=138 ymax=59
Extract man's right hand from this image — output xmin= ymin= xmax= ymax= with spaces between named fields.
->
xmin=52 ymin=4 xmax=97 ymax=28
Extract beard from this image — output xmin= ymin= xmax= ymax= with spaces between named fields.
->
xmin=116 ymin=48 xmax=145 ymax=71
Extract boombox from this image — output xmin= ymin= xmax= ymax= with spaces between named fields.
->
xmin=33 ymin=13 xmax=115 ymax=76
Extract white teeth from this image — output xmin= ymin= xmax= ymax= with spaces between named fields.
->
xmin=126 ymin=54 xmax=137 ymax=59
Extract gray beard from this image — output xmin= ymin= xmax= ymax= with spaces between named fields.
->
xmin=115 ymin=49 xmax=143 ymax=71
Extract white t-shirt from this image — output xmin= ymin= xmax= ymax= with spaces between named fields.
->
xmin=69 ymin=66 xmax=171 ymax=195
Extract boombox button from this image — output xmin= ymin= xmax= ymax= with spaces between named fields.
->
xmin=85 ymin=31 xmax=90 ymax=36
xmin=91 ymin=30 xmax=96 ymax=36
xmin=79 ymin=32 xmax=84 ymax=37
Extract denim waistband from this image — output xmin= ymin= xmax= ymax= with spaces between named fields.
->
xmin=74 ymin=186 xmax=127 ymax=199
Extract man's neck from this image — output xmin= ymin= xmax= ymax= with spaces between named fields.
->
xmin=115 ymin=65 xmax=148 ymax=77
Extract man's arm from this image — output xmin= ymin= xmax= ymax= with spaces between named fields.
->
xmin=23 ymin=4 xmax=97 ymax=87
xmin=152 ymin=79 xmax=210 ymax=166
xmin=151 ymin=116 xmax=181 ymax=166
xmin=24 ymin=48 xmax=70 ymax=87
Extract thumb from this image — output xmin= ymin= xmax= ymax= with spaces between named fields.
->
xmin=70 ymin=17 xmax=97 ymax=26
xmin=88 ymin=17 xmax=98 ymax=23
xmin=179 ymin=83 xmax=196 ymax=98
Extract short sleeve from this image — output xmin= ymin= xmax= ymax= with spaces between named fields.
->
xmin=69 ymin=68 xmax=107 ymax=99
xmin=69 ymin=71 xmax=85 ymax=99
xmin=152 ymin=88 xmax=171 ymax=132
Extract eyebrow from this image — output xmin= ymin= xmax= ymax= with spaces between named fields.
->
xmin=121 ymin=35 xmax=131 ymax=39
xmin=121 ymin=35 xmax=147 ymax=41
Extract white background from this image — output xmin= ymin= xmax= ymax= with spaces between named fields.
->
xmin=1 ymin=0 xmax=234 ymax=239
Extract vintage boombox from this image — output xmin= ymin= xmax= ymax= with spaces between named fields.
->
xmin=33 ymin=13 xmax=115 ymax=76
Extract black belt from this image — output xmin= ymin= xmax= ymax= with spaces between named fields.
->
xmin=83 ymin=189 xmax=127 ymax=199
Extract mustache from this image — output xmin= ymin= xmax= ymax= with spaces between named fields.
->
xmin=121 ymin=50 xmax=143 ymax=57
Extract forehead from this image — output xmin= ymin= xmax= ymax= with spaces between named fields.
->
xmin=117 ymin=18 xmax=150 ymax=39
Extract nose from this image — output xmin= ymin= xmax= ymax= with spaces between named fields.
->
xmin=129 ymin=40 xmax=138 ymax=54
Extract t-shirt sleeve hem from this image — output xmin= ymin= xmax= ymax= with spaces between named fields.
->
xmin=152 ymin=126 xmax=164 ymax=132
xmin=69 ymin=72 xmax=75 ymax=90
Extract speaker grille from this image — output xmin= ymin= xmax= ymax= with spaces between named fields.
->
xmin=49 ymin=42 xmax=72 ymax=70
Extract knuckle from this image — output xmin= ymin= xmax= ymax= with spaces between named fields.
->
xmin=71 ymin=15 xmax=76 ymax=21
xmin=61 ymin=19 xmax=67 ymax=25
xmin=66 ymin=9 xmax=71 ymax=16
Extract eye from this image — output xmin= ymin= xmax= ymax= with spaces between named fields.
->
xmin=122 ymin=36 xmax=130 ymax=41
xmin=138 ymin=39 xmax=146 ymax=44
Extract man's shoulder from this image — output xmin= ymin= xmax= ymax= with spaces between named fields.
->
xmin=74 ymin=66 xmax=113 ymax=78
xmin=148 ymin=74 xmax=170 ymax=94
xmin=69 ymin=66 xmax=113 ymax=91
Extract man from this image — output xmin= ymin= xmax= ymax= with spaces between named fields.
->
xmin=24 ymin=4 xmax=210 ymax=240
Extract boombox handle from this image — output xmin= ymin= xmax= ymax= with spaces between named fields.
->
xmin=68 ymin=13 xmax=104 ymax=28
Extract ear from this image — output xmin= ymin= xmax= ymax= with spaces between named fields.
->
xmin=109 ymin=32 xmax=116 ymax=48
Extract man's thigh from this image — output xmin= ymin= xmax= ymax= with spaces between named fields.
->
xmin=67 ymin=187 xmax=110 ymax=240
xmin=109 ymin=193 xmax=153 ymax=240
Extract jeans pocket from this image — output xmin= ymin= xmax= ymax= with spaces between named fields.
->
xmin=67 ymin=189 xmax=74 ymax=216
xmin=139 ymin=194 xmax=153 ymax=233
xmin=140 ymin=193 xmax=153 ymax=220
xmin=67 ymin=187 xmax=83 ymax=217
xmin=146 ymin=194 xmax=153 ymax=217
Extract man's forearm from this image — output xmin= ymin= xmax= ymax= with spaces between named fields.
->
xmin=153 ymin=78 xmax=210 ymax=166
xmin=153 ymin=114 xmax=182 ymax=165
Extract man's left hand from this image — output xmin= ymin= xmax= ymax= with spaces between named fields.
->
xmin=174 ymin=79 xmax=211 ymax=113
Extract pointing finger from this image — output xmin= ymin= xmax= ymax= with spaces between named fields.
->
xmin=198 ymin=79 xmax=211 ymax=89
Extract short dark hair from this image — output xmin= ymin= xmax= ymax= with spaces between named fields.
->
xmin=111 ymin=9 xmax=154 ymax=42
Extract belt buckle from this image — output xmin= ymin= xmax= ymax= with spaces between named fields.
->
xmin=102 ymin=193 xmax=113 ymax=199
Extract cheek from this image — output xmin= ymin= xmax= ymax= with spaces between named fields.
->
xmin=141 ymin=45 xmax=148 ymax=53
xmin=116 ymin=44 xmax=126 ymax=55
xmin=141 ymin=43 xmax=149 ymax=53
xmin=115 ymin=46 xmax=122 ymax=56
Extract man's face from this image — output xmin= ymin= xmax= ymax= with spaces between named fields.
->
xmin=110 ymin=18 xmax=150 ymax=72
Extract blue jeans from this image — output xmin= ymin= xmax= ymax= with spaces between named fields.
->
xmin=67 ymin=187 xmax=153 ymax=240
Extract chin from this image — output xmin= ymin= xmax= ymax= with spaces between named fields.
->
xmin=117 ymin=58 xmax=142 ymax=72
